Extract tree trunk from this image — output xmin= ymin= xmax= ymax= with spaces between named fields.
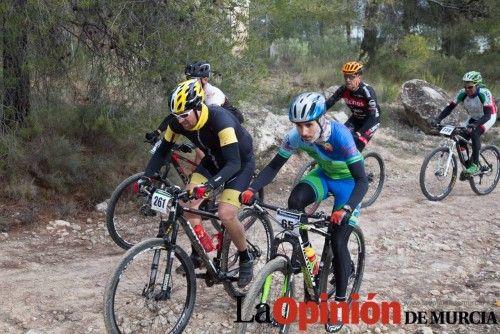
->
xmin=359 ymin=0 xmax=379 ymax=67
xmin=1 ymin=0 xmax=30 ymax=129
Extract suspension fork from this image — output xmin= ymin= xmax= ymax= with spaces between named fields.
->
xmin=260 ymin=260 xmax=294 ymax=304
xmin=150 ymin=205 xmax=181 ymax=300
xmin=440 ymin=143 xmax=455 ymax=177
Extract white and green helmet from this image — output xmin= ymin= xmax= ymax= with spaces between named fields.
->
xmin=462 ymin=71 xmax=482 ymax=84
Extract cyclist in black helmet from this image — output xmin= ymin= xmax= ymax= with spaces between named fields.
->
xmin=146 ymin=61 xmax=244 ymax=164
xmin=185 ymin=61 xmax=244 ymax=123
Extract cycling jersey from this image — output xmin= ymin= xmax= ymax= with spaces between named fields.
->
xmin=438 ymin=85 xmax=497 ymax=132
xmin=204 ymin=82 xmax=226 ymax=106
xmin=250 ymin=121 xmax=367 ymax=210
xmin=145 ymin=104 xmax=254 ymax=194
xmin=326 ymin=82 xmax=381 ymax=145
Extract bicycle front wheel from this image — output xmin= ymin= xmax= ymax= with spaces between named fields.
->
xmin=318 ymin=225 xmax=365 ymax=302
xmin=106 ymin=172 xmax=170 ymax=250
xmin=419 ymin=147 xmax=458 ymax=201
xmin=221 ymin=208 xmax=274 ymax=299
xmin=103 ymin=238 xmax=196 ymax=334
xmin=361 ymin=152 xmax=385 ymax=208
xmin=469 ymin=145 xmax=500 ymax=195
xmin=233 ymin=256 xmax=294 ymax=334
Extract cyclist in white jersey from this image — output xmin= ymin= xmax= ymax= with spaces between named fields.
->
xmin=434 ymin=71 xmax=497 ymax=176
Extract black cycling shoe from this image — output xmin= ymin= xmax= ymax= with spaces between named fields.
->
xmin=176 ymin=253 xmax=203 ymax=275
xmin=325 ymin=302 xmax=346 ymax=333
xmin=237 ymin=255 xmax=254 ymax=288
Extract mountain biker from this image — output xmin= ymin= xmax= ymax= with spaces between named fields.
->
xmin=325 ymin=61 xmax=381 ymax=152
xmin=240 ymin=92 xmax=368 ymax=332
xmin=142 ymin=79 xmax=255 ymax=287
xmin=433 ymin=71 xmax=497 ymax=176
xmin=145 ymin=62 xmax=244 ymax=164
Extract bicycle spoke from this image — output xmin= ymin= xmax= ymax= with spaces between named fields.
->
xmin=106 ymin=241 xmax=195 ymax=333
xmin=469 ymin=145 xmax=500 ymax=195
xmin=420 ymin=147 xmax=457 ymax=201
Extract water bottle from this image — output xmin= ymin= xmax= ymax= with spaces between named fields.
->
xmin=304 ymin=246 xmax=319 ymax=276
xmin=193 ymin=225 xmax=215 ymax=252
xmin=213 ymin=231 xmax=224 ymax=251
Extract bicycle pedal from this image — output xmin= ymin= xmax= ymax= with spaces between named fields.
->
xmin=459 ymin=171 xmax=470 ymax=181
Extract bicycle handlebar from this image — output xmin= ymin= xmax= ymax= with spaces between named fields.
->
xmin=145 ymin=138 xmax=196 ymax=153
xmin=249 ymin=199 xmax=330 ymax=226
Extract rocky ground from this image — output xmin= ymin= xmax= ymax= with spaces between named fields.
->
xmin=0 ymin=127 xmax=498 ymax=334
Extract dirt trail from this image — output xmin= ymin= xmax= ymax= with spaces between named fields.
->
xmin=0 ymin=129 xmax=498 ymax=334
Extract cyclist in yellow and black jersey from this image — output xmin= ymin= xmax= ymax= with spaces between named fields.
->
xmin=145 ymin=61 xmax=244 ymax=167
xmin=142 ymin=79 xmax=255 ymax=287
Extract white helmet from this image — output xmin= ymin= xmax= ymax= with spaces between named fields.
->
xmin=288 ymin=92 xmax=326 ymax=123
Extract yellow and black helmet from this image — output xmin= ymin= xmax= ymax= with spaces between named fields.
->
xmin=341 ymin=61 xmax=363 ymax=75
xmin=169 ymin=79 xmax=205 ymax=114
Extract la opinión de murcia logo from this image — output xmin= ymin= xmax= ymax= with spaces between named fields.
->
xmin=235 ymin=293 xmax=498 ymax=330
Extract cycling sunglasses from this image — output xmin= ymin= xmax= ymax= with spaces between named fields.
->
xmin=344 ymin=74 xmax=359 ymax=81
xmin=175 ymin=109 xmax=193 ymax=120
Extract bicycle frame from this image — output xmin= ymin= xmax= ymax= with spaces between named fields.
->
xmin=250 ymin=202 xmax=331 ymax=302
xmin=169 ymin=150 xmax=198 ymax=184
xmin=437 ymin=126 xmax=479 ymax=173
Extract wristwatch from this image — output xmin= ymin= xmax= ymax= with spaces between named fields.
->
xmin=343 ymin=204 xmax=353 ymax=213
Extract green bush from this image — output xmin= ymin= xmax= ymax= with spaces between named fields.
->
xmin=0 ymin=102 xmax=147 ymax=205
xmin=270 ymin=38 xmax=310 ymax=71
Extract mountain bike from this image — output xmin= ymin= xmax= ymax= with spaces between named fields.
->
xmin=233 ymin=200 xmax=365 ymax=333
xmin=292 ymin=151 xmax=385 ymax=211
xmin=419 ymin=125 xmax=499 ymax=201
xmin=106 ymin=140 xmax=264 ymax=250
xmin=103 ymin=185 xmax=273 ymax=334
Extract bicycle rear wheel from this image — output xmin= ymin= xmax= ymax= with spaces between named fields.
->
xmin=419 ymin=147 xmax=458 ymax=201
xmin=106 ymin=172 xmax=171 ymax=250
xmin=361 ymin=152 xmax=385 ymax=208
xmin=318 ymin=225 xmax=365 ymax=302
xmin=469 ymin=145 xmax=499 ymax=195
xmin=221 ymin=209 xmax=274 ymax=298
xmin=103 ymin=238 xmax=196 ymax=334
xmin=233 ymin=256 xmax=294 ymax=334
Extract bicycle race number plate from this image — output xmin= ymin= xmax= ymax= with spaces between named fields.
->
xmin=151 ymin=189 xmax=173 ymax=214
xmin=440 ymin=125 xmax=455 ymax=136
xmin=276 ymin=209 xmax=301 ymax=230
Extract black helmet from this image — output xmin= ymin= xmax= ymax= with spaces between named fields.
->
xmin=185 ymin=61 xmax=211 ymax=78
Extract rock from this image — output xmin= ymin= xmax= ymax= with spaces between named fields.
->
xmin=414 ymin=327 xmax=433 ymax=334
xmin=26 ymin=330 xmax=48 ymax=334
xmin=95 ymin=201 xmax=108 ymax=212
xmin=241 ymin=102 xmax=290 ymax=163
xmin=430 ymin=289 xmax=440 ymax=296
xmin=400 ymin=79 xmax=467 ymax=134
xmin=71 ymin=224 xmax=82 ymax=231
xmin=438 ymin=243 xmax=451 ymax=251
xmin=53 ymin=220 xmax=71 ymax=227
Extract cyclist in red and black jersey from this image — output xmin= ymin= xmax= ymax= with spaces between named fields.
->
xmin=326 ymin=61 xmax=381 ymax=151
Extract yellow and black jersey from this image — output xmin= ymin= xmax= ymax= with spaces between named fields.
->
xmin=145 ymin=105 xmax=253 ymax=189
